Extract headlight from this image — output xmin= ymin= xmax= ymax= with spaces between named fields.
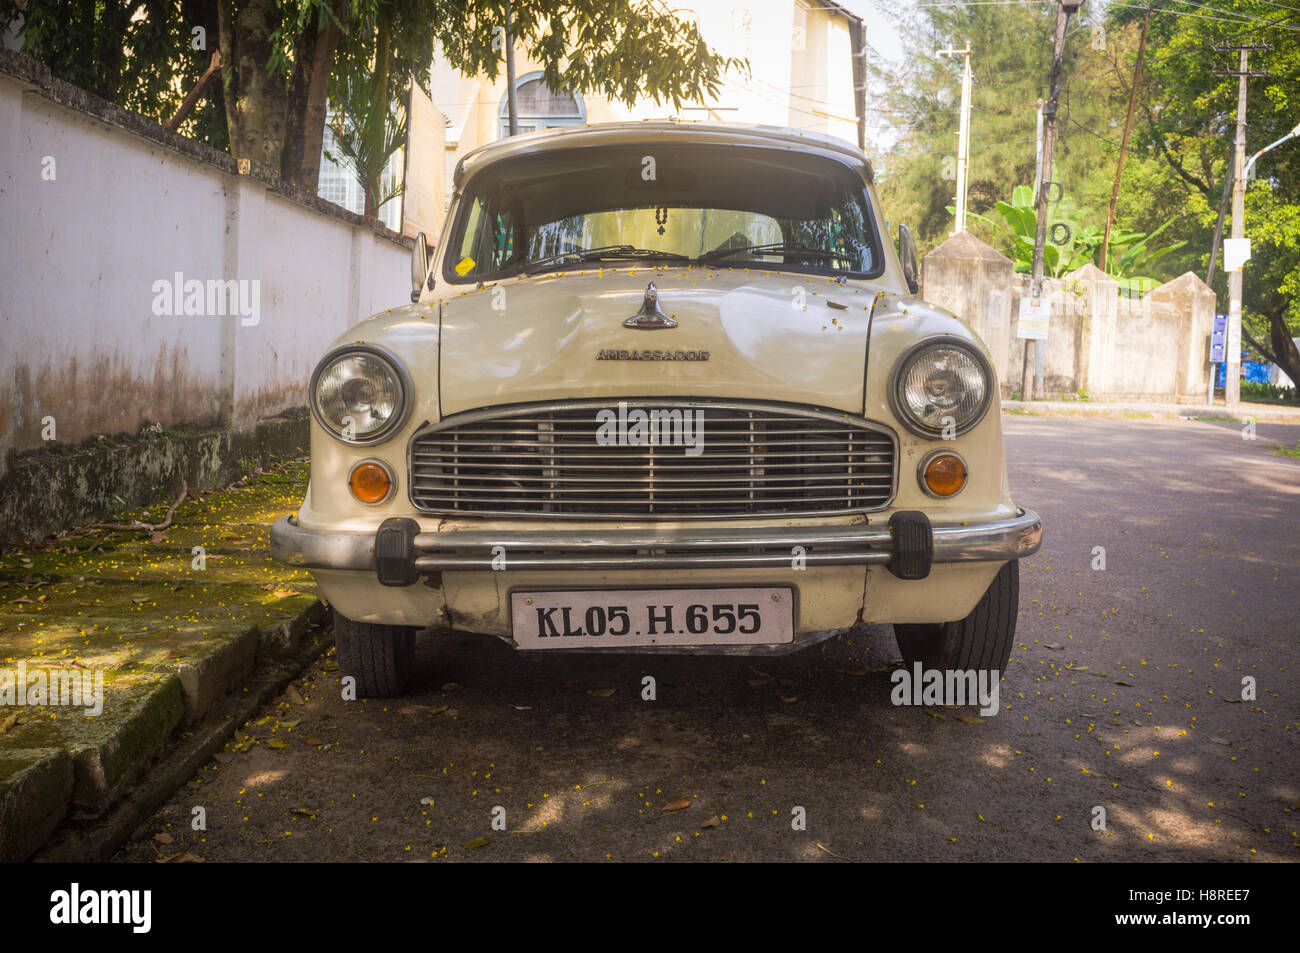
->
xmin=310 ymin=345 xmax=411 ymax=444
xmin=890 ymin=337 xmax=993 ymax=438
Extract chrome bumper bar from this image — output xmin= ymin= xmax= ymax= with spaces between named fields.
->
xmin=271 ymin=509 xmax=1042 ymax=580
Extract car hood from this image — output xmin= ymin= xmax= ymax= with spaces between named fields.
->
xmin=437 ymin=266 xmax=887 ymax=417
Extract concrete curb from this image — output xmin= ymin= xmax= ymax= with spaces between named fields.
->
xmin=28 ymin=605 xmax=331 ymax=863
xmin=1001 ymin=400 xmax=1300 ymax=423
xmin=0 ymin=599 xmax=329 ymax=861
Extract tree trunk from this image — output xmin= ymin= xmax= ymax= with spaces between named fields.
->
xmin=359 ymin=10 xmax=392 ymax=219
xmin=282 ymin=0 xmax=346 ymax=191
xmin=1268 ymin=311 xmax=1300 ymax=391
xmin=1243 ymin=311 xmax=1300 ymax=392
xmin=217 ymin=0 xmax=287 ymax=169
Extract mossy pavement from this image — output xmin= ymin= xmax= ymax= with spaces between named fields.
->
xmin=0 ymin=460 xmax=321 ymax=859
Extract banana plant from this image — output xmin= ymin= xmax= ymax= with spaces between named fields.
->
xmin=952 ymin=185 xmax=1185 ymax=294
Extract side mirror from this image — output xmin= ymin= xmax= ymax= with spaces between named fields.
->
xmin=411 ymin=232 xmax=430 ymax=302
xmin=898 ymin=224 xmax=920 ymax=295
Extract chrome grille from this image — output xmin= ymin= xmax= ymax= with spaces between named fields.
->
xmin=408 ymin=400 xmax=896 ymax=519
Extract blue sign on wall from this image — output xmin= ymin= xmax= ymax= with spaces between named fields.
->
xmin=1210 ymin=313 xmax=1227 ymax=363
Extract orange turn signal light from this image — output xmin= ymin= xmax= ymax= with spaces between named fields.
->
xmin=922 ymin=453 xmax=968 ymax=498
xmin=349 ymin=461 xmax=393 ymax=504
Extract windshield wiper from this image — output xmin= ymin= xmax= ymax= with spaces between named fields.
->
xmin=521 ymin=244 xmax=692 ymax=274
xmin=697 ymin=241 xmax=856 ymax=265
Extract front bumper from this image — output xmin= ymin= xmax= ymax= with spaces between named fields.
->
xmin=271 ymin=508 xmax=1042 ymax=582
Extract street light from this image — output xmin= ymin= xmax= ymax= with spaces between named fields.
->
xmin=1225 ymin=119 xmax=1298 ymax=408
xmin=1244 ymin=121 xmax=1300 ymax=180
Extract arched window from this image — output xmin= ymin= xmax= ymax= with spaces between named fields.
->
xmin=499 ymin=72 xmax=585 ymax=137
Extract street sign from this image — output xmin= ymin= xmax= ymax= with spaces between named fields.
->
xmin=1210 ymin=313 xmax=1227 ymax=362
xmin=1224 ymin=237 xmax=1251 ymax=272
xmin=1017 ymin=297 xmax=1050 ymax=341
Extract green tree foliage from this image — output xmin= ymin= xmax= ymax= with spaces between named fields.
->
xmin=1115 ymin=0 xmax=1300 ymax=384
xmin=870 ymin=0 xmax=1137 ymax=257
xmin=876 ymin=0 xmax=1300 ymax=385
xmin=1 ymin=0 xmax=230 ymax=148
xmin=3 ymin=0 xmax=743 ymax=197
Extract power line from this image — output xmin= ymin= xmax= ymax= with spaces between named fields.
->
xmin=1111 ymin=1 xmax=1300 ymax=32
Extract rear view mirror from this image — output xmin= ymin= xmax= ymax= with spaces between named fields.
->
xmin=411 ymin=232 xmax=430 ymax=302
xmin=898 ymin=224 xmax=920 ymax=295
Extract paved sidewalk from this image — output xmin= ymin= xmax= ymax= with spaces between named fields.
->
xmin=1002 ymin=399 xmax=1300 ymax=423
xmin=0 ymin=461 xmax=319 ymax=860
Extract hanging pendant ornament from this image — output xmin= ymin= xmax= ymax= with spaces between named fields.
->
xmin=655 ymin=207 xmax=669 ymax=236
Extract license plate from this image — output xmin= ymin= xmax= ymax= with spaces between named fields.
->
xmin=510 ymin=588 xmax=794 ymax=649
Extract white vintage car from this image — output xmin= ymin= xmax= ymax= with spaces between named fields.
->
xmin=271 ymin=121 xmax=1042 ymax=697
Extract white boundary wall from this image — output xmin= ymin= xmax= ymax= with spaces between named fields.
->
xmin=0 ymin=51 xmax=410 ymax=467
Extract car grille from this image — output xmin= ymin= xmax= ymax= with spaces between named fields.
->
xmin=408 ymin=400 xmax=896 ymax=519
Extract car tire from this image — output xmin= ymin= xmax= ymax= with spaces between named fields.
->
xmin=334 ymin=612 xmax=418 ymax=697
xmin=892 ymin=560 xmax=1019 ymax=675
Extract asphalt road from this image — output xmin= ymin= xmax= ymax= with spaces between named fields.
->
xmin=116 ymin=415 xmax=1299 ymax=863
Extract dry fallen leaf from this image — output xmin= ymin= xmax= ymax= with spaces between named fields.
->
xmin=442 ymin=683 xmax=462 ymax=692
xmin=463 ymin=837 xmax=491 ymax=849
xmin=663 ymin=798 xmax=691 ymax=812
xmin=0 ymin=713 xmax=17 ymax=735
xmin=1211 ymin=737 xmax=1232 ymax=745
xmin=955 ymin=714 xmax=984 ymax=725
xmin=747 ymin=677 xmax=772 ymax=687
xmin=837 ymin=666 xmax=872 ymax=676
xmin=153 ymin=832 xmax=174 ymax=845
xmin=285 ymin=685 xmax=305 ymax=705
xmin=1114 ymin=680 xmax=1134 ymax=687
xmin=1044 ymin=642 xmax=1064 ymax=650
xmin=700 ymin=815 xmax=721 ymax=829
xmin=161 ymin=851 xmax=204 ymax=863
xmin=266 ymin=739 xmax=287 ymax=750
xmin=780 ymin=695 xmax=798 ymax=703
xmin=923 ymin=709 xmax=946 ymax=720
xmin=290 ymin=808 xmax=317 ymax=817
xmin=587 ymin=688 xmax=616 ymax=698
xmin=1105 ymin=718 xmax=1125 ymax=726
xmin=305 ymin=736 xmax=324 ymax=746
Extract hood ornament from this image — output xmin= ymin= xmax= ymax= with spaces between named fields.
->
xmin=623 ymin=282 xmax=677 ymax=329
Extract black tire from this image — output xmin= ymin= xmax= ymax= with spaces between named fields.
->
xmin=893 ymin=560 xmax=1019 ymax=676
xmin=334 ymin=612 xmax=417 ymax=697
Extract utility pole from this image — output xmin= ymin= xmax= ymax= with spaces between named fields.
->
xmin=1100 ymin=8 xmax=1150 ymax=272
xmin=939 ymin=43 xmax=973 ymax=234
xmin=504 ymin=3 xmax=519 ymax=136
xmin=1033 ymin=99 xmax=1044 ymax=202
xmin=1205 ymin=151 xmax=1234 ymax=288
xmin=1029 ymin=0 xmax=1081 ymax=400
xmin=1214 ymin=44 xmax=1269 ymax=409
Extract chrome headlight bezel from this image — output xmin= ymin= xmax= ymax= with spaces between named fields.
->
xmin=309 ymin=343 xmax=413 ymax=445
xmin=888 ymin=335 xmax=994 ymax=439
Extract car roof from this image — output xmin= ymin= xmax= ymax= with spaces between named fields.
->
xmin=453 ymin=120 xmax=874 ymax=189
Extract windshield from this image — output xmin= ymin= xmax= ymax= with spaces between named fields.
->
xmin=444 ymin=143 xmax=881 ymax=282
